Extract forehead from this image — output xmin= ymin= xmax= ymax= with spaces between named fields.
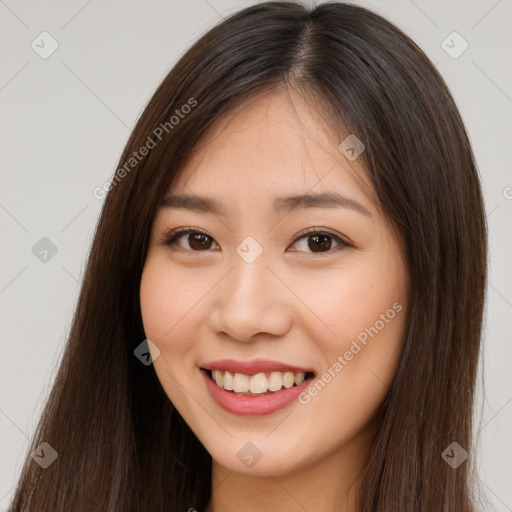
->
xmin=169 ymin=90 xmax=376 ymax=214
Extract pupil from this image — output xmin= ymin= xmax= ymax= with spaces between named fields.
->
xmin=187 ymin=234 xmax=332 ymax=252
xmin=190 ymin=234 xmax=211 ymax=250
xmin=309 ymin=234 xmax=331 ymax=252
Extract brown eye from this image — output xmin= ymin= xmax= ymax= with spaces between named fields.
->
xmin=162 ymin=227 xmax=349 ymax=255
xmin=164 ymin=228 xmax=219 ymax=251
xmin=289 ymin=228 xmax=349 ymax=255
xmin=183 ymin=233 xmax=213 ymax=250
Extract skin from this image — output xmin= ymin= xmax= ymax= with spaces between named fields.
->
xmin=139 ymin=87 xmax=410 ymax=512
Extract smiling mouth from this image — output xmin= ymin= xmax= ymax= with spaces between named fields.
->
xmin=203 ymin=368 xmax=316 ymax=396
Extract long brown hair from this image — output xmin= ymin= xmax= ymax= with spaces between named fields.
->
xmin=9 ymin=2 xmax=487 ymax=510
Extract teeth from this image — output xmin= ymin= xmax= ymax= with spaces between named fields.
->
xmin=249 ymin=373 xmax=268 ymax=393
xmin=233 ymin=373 xmax=250 ymax=393
xmin=223 ymin=370 xmax=234 ymax=391
xmin=282 ymin=372 xmax=295 ymax=388
xmin=295 ymin=372 xmax=305 ymax=385
xmin=215 ymin=370 xmax=224 ymax=387
xmin=211 ymin=369 xmax=309 ymax=395
xmin=268 ymin=371 xmax=283 ymax=391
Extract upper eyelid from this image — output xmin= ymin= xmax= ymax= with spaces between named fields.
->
xmin=163 ymin=226 xmax=349 ymax=249
xmin=165 ymin=226 xmax=343 ymax=240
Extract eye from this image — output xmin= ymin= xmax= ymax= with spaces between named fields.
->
xmin=161 ymin=227 xmax=220 ymax=251
xmin=288 ymin=227 xmax=350 ymax=254
xmin=160 ymin=226 xmax=350 ymax=255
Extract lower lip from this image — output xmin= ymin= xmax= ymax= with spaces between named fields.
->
xmin=201 ymin=369 xmax=313 ymax=416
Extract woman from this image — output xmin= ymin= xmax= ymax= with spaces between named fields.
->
xmin=9 ymin=1 xmax=487 ymax=511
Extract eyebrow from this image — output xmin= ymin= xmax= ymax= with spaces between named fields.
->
xmin=158 ymin=192 xmax=372 ymax=217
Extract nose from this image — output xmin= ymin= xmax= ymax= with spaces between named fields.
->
xmin=209 ymin=254 xmax=292 ymax=343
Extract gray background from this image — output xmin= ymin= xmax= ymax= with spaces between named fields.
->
xmin=1 ymin=0 xmax=511 ymax=510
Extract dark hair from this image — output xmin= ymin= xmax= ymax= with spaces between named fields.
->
xmin=9 ymin=1 xmax=487 ymax=511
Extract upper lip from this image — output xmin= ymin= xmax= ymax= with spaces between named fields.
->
xmin=201 ymin=359 xmax=314 ymax=375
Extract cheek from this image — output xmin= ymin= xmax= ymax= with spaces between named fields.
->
xmin=139 ymin=256 xmax=221 ymax=383
xmin=139 ymin=259 xmax=200 ymax=408
xmin=139 ymin=264 xmax=170 ymax=340
xmin=139 ymin=262 xmax=193 ymax=384
xmin=292 ymin=257 xmax=405 ymax=351
xmin=139 ymin=258 xmax=197 ymax=343
xmin=295 ymin=274 xmax=406 ymax=448
xmin=291 ymin=250 xmax=408 ymax=428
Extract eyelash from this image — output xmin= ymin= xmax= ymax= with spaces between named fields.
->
xmin=158 ymin=226 xmax=351 ymax=256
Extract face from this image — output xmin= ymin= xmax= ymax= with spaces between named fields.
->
xmin=140 ymin=89 xmax=409 ymax=478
